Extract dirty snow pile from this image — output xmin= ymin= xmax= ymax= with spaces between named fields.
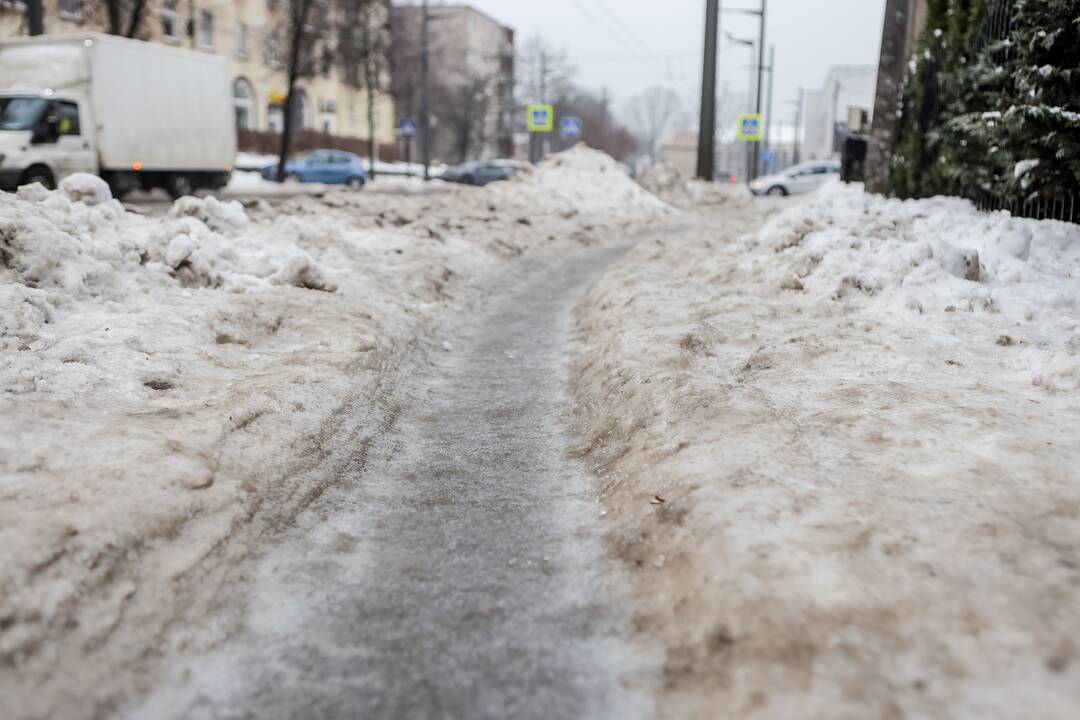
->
xmin=760 ymin=185 xmax=1080 ymax=390
xmin=572 ymin=186 xmax=1080 ymax=718
xmin=636 ymin=160 xmax=748 ymax=209
xmin=490 ymin=145 xmax=673 ymax=218
xmin=0 ymin=162 xmax=638 ymax=720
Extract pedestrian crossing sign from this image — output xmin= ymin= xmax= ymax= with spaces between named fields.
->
xmin=737 ymin=113 xmax=764 ymax=142
xmin=527 ymin=104 xmax=555 ymax=133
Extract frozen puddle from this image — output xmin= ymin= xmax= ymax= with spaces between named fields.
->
xmin=130 ymin=243 xmax=653 ymax=719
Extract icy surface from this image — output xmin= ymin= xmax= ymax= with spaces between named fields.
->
xmin=128 ymin=244 xmax=654 ymax=720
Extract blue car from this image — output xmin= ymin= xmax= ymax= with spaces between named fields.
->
xmin=260 ymin=149 xmax=367 ymax=187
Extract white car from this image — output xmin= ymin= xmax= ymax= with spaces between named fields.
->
xmin=749 ymin=161 xmax=841 ymax=196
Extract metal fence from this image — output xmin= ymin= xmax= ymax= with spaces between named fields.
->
xmin=962 ymin=0 xmax=1079 ymax=224
xmin=977 ymin=0 xmax=1015 ymax=60
xmin=971 ymin=193 xmax=1080 ymax=224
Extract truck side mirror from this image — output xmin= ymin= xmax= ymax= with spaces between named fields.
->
xmin=31 ymin=114 xmax=60 ymax=144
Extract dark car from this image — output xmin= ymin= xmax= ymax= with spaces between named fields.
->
xmin=442 ymin=160 xmax=522 ymax=186
xmin=259 ymin=149 xmax=367 ymax=187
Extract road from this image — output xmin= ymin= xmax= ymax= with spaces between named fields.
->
xmin=130 ymin=243 xmax=654 ymax=719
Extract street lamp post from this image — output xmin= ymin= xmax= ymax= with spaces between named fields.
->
xmin=724 ymin=32 xmax=755 ymax=183
xmin=721 ymin=2 xmax=767 ymax=180
xmin=752 ymin=0 xmax=767 ymax=179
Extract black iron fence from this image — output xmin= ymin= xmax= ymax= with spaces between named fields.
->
xmin=962 ymin=0 xmax=1078 ymax=224
xmin=971 ymin=193 xmax=1079 ymax=223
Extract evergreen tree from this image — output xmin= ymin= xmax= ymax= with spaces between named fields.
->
xmin=889 ymin=0 xmax=1080 ymax=205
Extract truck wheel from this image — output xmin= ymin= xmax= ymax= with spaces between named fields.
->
xmin=166 ymin=174 xmax=195 ymax=199
xmin=20 ymin=166 xmax=55 ymax=190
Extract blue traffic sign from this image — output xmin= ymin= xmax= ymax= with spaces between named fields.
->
xmin=397 ymin=118 xmax=417 ymax=139
xmin=560 ymin=116 xmax=583 ymax=140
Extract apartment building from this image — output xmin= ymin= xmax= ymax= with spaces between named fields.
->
xmin=0 ymin=0 xmax=397 ymax=149
xmin=391 ymin=3 xmax=514 ymax=163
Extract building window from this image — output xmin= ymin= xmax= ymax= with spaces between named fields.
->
xmin=200 ymin=10 xmax=214 ymax=49
xmin=59 ymin=0 xmax=82 ymax=20
xmin=235 ymin=23 xmax=248 ymax=58
xmin=267 ymin=105 xmax=283 ymax=134
xmin=264 ymin=30 xmax=280 ymax=67
xmin=291 ymin=89 xmax=310 ymax=130
xmin=161 ymin=0 xmax=178 ymax=40
xmin=233 ymin=78 xmax=255 ymax=130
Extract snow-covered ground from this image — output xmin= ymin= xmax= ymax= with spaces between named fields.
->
xmin=572 ymin=184 xmax=1080 ymax=717
xmin=0 ymin=148 xmax=665 ymax=719
xmin=6 ymin=148 xmax=1079 ymax=718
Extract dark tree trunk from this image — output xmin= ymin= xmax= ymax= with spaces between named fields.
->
xmin=105 ymin=0 xmax=122 ymax=35
xmin=124 ymin=0 xmax=146 ymax=38
xmin=364 ymin=54 xmax=378 ymax=178
xmin=276 ymin=0 xmax=315 ymax=183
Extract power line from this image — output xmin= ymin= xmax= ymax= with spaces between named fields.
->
xmin=568 ymin=0 xmax=643 ymax=58
xmin=588 ymin=0 xmax=652 ymax=54
xmin=568 ymin=50 xmax=699 ymax=63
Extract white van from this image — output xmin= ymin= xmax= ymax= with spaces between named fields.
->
xmin=0 ymin=33 xmax=235 ymax=197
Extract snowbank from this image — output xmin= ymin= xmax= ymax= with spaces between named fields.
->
xmin=758 ymin=186 xmax=1080 ymax=391
xmin=572 ymin=186 xmax=1080 ymax=718
xmin=490 ymin=145 xmax=673 ymax=217
xmin=0 ymin=155 xmax=662 ymax=719
xmin=636 ymin=160 xmax=749 ymax=208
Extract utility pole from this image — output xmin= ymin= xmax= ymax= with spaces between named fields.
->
xmin=695 ymin=0 xmax=720 ymax=180
xmin=750 ymin=0 xmax=767 ymax=180
xmin=763 ymin=44 xmax=775 ymax=173
xmin=792 ymin=86 xmax=803 ymax=165
xmin=27 ymin=0 xmax=43 ymax=35
xmin=420 ymin=0 xmax=431 ymax=180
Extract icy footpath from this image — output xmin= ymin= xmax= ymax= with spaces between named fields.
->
xmin=572 ymin=185 xmax=1080 ymax=718
xmin=0 ymin=149 xmax=667 ymax=720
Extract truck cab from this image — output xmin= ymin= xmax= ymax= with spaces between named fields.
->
xmin=0 ymin=91 xmax=97 ymax=190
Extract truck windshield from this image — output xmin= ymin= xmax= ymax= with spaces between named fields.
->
xmin=0 ymin=97 xmax=48 ymax=131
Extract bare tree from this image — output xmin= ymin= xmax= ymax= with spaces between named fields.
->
xmin=517 ymin=35 xmax=575 ymax=104
xmin=79 ymin=0 xmax=146 ymax=37
xmin=552 ymin=85 xmax=637 ymax=161
xmin=267 ymin=0 xmax=390 ymax=181
xmin=273 ymin=0 xmax=319 ymax=182
xmin=624 ymin=86 xmax=684 ymax=159
xmin=338 ymin=0 xmax=390 ymax=174
xmin=440 ymin=74 xmax=498 ymax=162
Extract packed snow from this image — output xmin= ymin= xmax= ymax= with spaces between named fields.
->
xmin=572 ymin=184 xmax=1080 ymax=718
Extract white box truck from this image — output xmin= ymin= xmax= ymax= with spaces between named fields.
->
xmin=0 ymin=33 xmax=235 ymax=198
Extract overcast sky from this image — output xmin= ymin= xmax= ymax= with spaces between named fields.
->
xmin=442 ymin=0 xmax=886 ymax=126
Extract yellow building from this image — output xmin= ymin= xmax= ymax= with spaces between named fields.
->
xmin=0 ymin=0 xmax=396 ymax=150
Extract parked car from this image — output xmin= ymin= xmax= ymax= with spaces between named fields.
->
xmin=749 ymin=160 xmax=841 ymax=196
xmin=0 ymin=33 xmax=234 ymax=198
xmin=441 ymin=160 xmax=523 ymax=186
xmin=260 ymin=149 xmax=367 ymax=187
